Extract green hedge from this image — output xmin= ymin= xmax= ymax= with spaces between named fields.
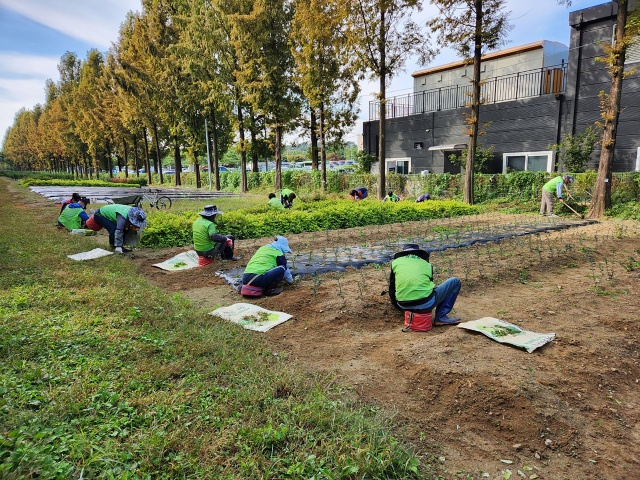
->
xmin=140 ymin=199 xmax=479 ymax=248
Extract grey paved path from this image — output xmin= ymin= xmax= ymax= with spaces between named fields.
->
xmin=30 ymin=186 xmax=239 ymax=205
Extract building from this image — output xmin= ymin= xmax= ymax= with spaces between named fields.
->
xmin=362 ymin=0 xmax=640 ymax=174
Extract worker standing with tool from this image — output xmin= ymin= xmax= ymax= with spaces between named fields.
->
xmin=540 ymin=174 xmax=573 ymax=217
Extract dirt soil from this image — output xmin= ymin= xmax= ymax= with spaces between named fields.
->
xmin=124 ymin=214 xmax=639 ymax=479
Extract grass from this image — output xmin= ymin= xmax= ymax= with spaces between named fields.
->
xmin=0 ymin=179 xmax=427 ymax=478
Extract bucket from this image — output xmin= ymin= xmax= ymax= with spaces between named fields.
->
xmin=241 ymin=284 xmax=263 ymax=297
xmin=198 ymin=256 xmax=214 ymax=267
xmin=85 ymin=215 xmax=102 ymax=232
xmin=402 ymin=310 xmax=433 ymax=332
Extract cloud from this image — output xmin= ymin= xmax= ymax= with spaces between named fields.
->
xmin=0 ymin=0 xmax=136 ymax=49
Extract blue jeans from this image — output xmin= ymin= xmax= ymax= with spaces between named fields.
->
xmin=242 ymin=266 xmax=285 ymax=290
xmin=402 ymin=277 xmax=461 ymax=319
xmin=93 ymin=210 xmax=117 ymax=246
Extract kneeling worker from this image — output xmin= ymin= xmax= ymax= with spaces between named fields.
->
xmin=57 ymin=196 xmax=90 ymax=231
xmin=192 ymin=205 xmax=238 ymax=260
xmin=241 ymin=236 xmax=294 ymax=296
xmin=280 ymin=188 xmax=296 ymax=208
xmin=268 ymin=193 xmax=285 ymax=210
xmin=389 ymin=244 xmax=461 ymax=326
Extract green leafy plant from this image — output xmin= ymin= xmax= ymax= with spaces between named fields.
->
xmin=550 ymin=126 xmax=598 ymax=173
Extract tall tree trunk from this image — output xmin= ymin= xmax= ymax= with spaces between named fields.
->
xmin=106 ymin=140 xmax=113 ymax=179
xmin=377 ymin=10 xmax=386 ymax=200
xmin=210 ymin=110 xmax=220 ymax=191
xmin=310 ymin=109 xmax=319 ymax=170
xmin=319 ymin=103 xmax=327 ymax=192
xmin=250 ymin=110 xmax=259 ymax=173
xmin=275 ymin=125 xmax=283 ymax=190
xmin=133 ymin=134 xmax=140 ymax=177
xmin=589 ymin=0 xmax=628 ymax=218
xmin=143 ymin=127 xmax=152 ymax=185
xmin=194 ymin=147 xmax=201 ymax=189
xmin=465 ymin=0 xmax=483 ymax=205
xmin=123 ymin=137 xmax=129 ymax=179
xmin=173 ymin=136 xmax=183 ymax=187
xmin=153 ymin=122 xmax=164 ymax=185
xmin=237 ymin=101 xmax=248 ymax=193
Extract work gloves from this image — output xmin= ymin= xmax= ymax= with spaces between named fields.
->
xmin=283 ymin=268 xmax=293 ymax=284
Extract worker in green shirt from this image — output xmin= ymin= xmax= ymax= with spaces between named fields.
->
xmin=93 ymin=204 xmax=146 ymax=253
xmin=192 ymin=205 xmax=238 ymax=260
xmin=389 ymin=244 xmax=462 ymax=326
xmin=57 ymin=197 xmax=90 ymax=231
xmin=383 ymin=191 xmax=401 ymax=202
xmin=268 ymin=193 xmax=285 ymax=210
xmin=241 ymin=236 xmax=294 ymax=297
xmin=280 ymin=188 xmax=296 ymax=208
xmin=540 ymin=174 xmax=573 ymax=217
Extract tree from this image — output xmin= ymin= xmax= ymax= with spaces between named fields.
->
xmin=429 ymin=0 xmax=511 ymax=204
xmin=448 ymin=144 xmax=494 ymax=173
xmin=590 ymin=1 xmax=639 ymax=217
xmin=230 ymin=0 xmax=302 ymax=191
xmin=551 ymin=126 xmax=597 ymax=173
xmin=346 ymin=0 xmax=432 ymax=200
xmin=291 ymin=0 xmax=360 ymax=191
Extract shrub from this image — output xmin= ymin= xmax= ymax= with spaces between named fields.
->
xmin=139 ymin=200 xmax=479 ymax=248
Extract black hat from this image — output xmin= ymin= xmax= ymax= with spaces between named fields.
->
xmin=199 ymin=205 xmax=224 ymax=217
xmin=393 ymin=243 xmax=430 ymax=261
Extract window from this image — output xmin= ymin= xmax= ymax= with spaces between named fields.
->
xmin=625 ymin=36 xmax=640 ymax=65
xmin=502 ymin=151 xmax=554 ymax=173
xmin=386 ymin=158 xmax=410 ymax=174
xmin=414 ymin=142 xmax=423 ymax=150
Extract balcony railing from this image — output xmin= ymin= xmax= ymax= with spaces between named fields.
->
xmin=369 ymin=64 xmax=567 ymax=121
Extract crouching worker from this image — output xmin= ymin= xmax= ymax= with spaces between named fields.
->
xmin=192 ymin=205 xmax=238 ymax=261
xmin=349 ymin=187 xmax=368 ymax=201
xmin=241 ymin=236 xmax=294 ymax=297
xmin=268 ymin=193 xmax=285 ymax=210
xmin=389 ymin=244 xmax=462 ymax=330
xmin=280 ymin=188 xmax=296 ymax=208
xmin=93 ymin=204 xmax=146 ymax=253
xmin=57 ymin=196 xmax=90 ymax=231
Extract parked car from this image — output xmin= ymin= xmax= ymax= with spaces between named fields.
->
xmin=201 ymin=166 xmax=231 ymax=173
xmin=162 ymin=169 xmax=176 ymax=175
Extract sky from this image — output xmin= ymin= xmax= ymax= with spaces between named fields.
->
xmin=0 ymin=0 xmax=607 ymax=150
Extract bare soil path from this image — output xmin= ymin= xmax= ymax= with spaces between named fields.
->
xmin=124 ymin=213 xmax=639 ymax=479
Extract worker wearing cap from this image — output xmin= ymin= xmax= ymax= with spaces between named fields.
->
xmin=93 ymin=204 xmax=146 ymax=253
xmin=389 ymin=244 xmax=462 ymax=326
xmin=241 ymin=236 xmax=294 ymax=296
xmin=192 ymin=205 xmax=238 ymax=260
xmin=57 ymin=197 xmax=90 ymax=231
xmin=541 ymin=174 xmax=574 ymax=217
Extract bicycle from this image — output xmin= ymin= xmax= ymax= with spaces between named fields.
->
xmin=136 ymin=188 xmax=172 ymax=210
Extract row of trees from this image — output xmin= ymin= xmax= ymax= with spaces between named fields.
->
xmin=2 ymin=0 xmax=635 ymax=217
xmin=2 ymin=0 xmax=515 ymax=199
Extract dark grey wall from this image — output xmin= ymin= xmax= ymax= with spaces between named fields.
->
xmin=565 ymin=1 xmax=640 ymax=171
xmin=364 ymin=95 xmax=561 ymax=174
xmin=364 ymin=1 xmax=640 ymax=173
